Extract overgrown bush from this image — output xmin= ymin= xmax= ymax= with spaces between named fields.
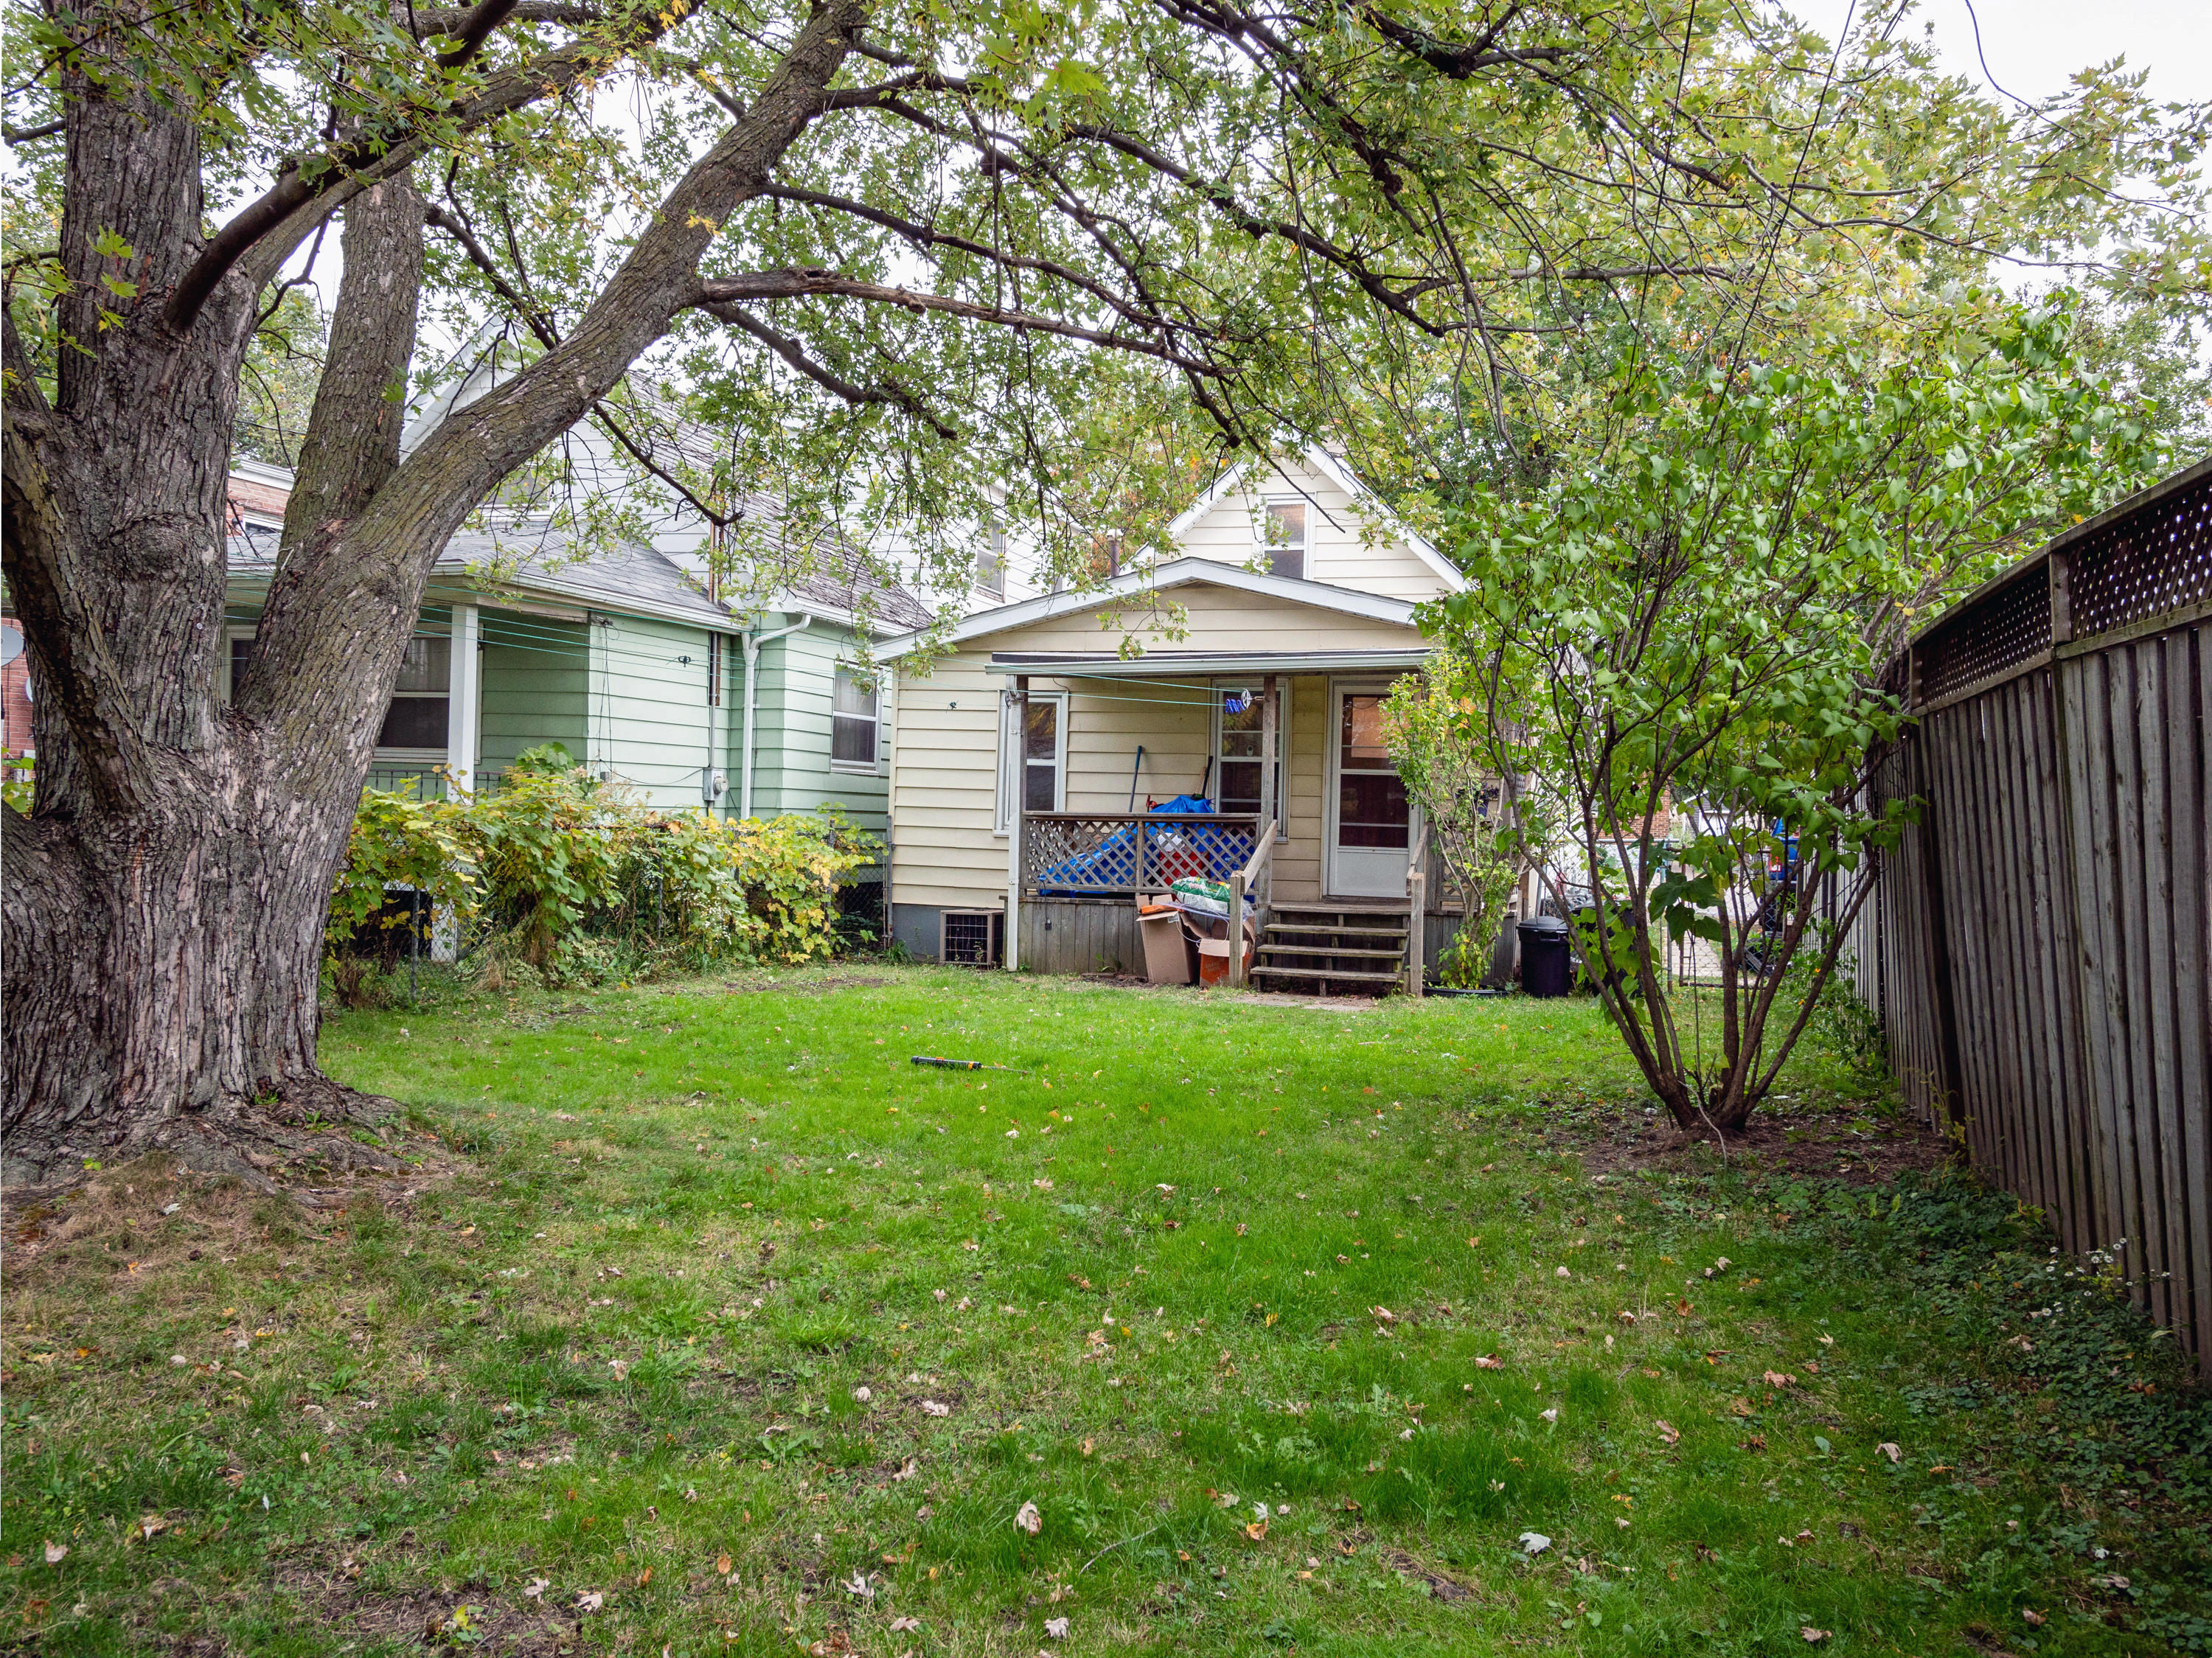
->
xmin=327 ymin=763 xmax=874 ymax=985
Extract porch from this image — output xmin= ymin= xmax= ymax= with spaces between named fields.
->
xmin=995 ymin=656 xmax=1451 ymax=989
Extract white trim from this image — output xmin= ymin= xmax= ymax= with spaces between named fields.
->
xmin=445 ymin=603 xmax=482 ymax=795
xmin=1324 ymin=677 xmax=1421 ymax=899
xmin=1210 ymin=677 xmax=1291 ymax=839
xmin=995 ymin=687 xmax=1067 ymax=835
xmin=880 ymin=557 xmax=1418 ymax=655
xmin=982 ymin=648 xmax=1430 ymax=677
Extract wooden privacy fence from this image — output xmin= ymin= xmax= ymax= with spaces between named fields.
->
xmin=1849 ymin=456 xmax=2212 ymax=1370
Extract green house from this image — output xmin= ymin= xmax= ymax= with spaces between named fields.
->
xmin=222 ymin=467 xmax=928 ymax=889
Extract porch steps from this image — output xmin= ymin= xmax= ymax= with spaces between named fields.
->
xmin=1250 ymin=902 xmax=1412 ymax=996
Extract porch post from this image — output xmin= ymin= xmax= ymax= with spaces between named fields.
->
xmin=445 ymin=603 xmax=481 ymax=796
xmin=1260 ymin=675 xmax=1279 ymax=908
xmin=1006 ymin=676 xmax=1028 ymax=971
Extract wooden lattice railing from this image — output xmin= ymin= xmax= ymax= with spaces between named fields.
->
xmin=1023 ymin=812 xmax=1261 ymax=896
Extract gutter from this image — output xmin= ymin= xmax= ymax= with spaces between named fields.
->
xmin=740 ymin=613 xmax=813 ymax=819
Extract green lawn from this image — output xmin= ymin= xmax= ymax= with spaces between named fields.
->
xmin=3 ymin=965 xmax=2206 ymax=1657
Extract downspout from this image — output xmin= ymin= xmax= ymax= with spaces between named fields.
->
xmin=740 ymin=613 xmax=813 ymax=820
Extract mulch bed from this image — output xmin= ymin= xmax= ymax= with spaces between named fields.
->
xmin=1539 ymin=1104 xmax=1954 ymax=1186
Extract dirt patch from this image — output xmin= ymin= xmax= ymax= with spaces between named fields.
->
xmin=0 ymin=1152 xmax=437 ymax=1281
xmin=708 ymin=975 xmax=894 ymax=997
xmin=276 ymin=1561 xmax=576 ymax=1655
xmin=1564 ymin=1105 xmax=1952 ymax=1185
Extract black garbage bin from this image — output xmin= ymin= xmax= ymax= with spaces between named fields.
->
xmin=1517 ymin=914 xmax=1572 ymax=998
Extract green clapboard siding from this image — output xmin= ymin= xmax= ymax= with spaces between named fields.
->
xmin=478 ymin=610 xmax=588 ymax=781
xmin=747 ymin=619 xmax=887 ymax=837
xmin=587 ymin=612 xmax=729 ymax=812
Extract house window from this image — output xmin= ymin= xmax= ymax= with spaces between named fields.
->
xmin=377 ymin=635 xmax=451 ymax=749
xmin=1214 ymin=683 xmax=1287 ymax=835
xmin=976 ymin=529 xmax=1006 ymax=601
xmin=832 ymin=668 xmax=879 ymax=770
xmin=996 ymin=691 xmax=1065 ymax=831
xmin=1263 ymin=501 xmax=1307 ymax=579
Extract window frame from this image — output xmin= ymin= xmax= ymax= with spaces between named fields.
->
xmin=830 ymin=665 xmax=885 ymax=775
xmin=1209 ymin=679 xmax=1290 ymax=840
xmin=995 ymin=689 xmax=1066 ymax=835
xmin=975 ymin=528 xmax=1006 ymax=602
xmin=1259 ymin=498 xmax=1308 ymax=581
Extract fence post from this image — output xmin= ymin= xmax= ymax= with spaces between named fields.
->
xmin=1406 ymin=867 xmax=1425 ymax=997
xmin=1006 ymin=678 xmax=1027 ymax=972
xmin=1228 ymin=871 xmax=1247 ymax=988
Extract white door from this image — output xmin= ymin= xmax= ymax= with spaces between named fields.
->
xmin=1326 ymin=683 xmax=1414 ymax=898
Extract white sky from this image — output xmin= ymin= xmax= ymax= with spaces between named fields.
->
xmin=1795 ymin=0 xmax=2212 ymax=105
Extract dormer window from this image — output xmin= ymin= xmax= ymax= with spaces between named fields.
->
xmin=1263 ymin=501 xmax=1306 ymax=579
xmin=976 ymin=529 xmax=1006 ymax=601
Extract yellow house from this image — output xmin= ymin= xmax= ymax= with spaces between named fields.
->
xmin=880 ymin=448 xmax=1470 ymax=990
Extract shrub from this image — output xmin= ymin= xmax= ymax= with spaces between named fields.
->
xmin=331 ymin=767 xmax=874 ymax=983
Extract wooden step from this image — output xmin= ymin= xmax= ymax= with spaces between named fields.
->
xmin=1257 ymin=944 xmax=1406 ymax=961
xmin=1250 ymin=965 xmax=1405 ymax=986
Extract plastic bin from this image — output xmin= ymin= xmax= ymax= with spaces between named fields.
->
xmin=1517 ymin=915 xmax=1572 ymax=998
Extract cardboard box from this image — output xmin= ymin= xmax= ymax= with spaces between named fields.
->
xmin=1138 ymin=905 xmax=1194 ymax=985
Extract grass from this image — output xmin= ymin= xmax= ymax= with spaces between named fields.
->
xmin=2 ymin=963 xmax=2207 ymax=1657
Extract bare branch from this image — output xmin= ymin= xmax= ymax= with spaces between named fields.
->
xmin=2 ymin=118 xmax=62 ymax=144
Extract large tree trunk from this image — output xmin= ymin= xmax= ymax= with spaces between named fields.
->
xmin=1 ymin=0 xmax=864 ymax=1192
xmin=1 ymin=753 xmax=401 ymax=1191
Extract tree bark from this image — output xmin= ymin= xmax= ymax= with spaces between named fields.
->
xmin=2 ymin=0 xmax=866 ymax=1193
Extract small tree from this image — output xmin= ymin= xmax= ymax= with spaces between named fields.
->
xmin=1381 ymin=652 xmax=1549 ymax=986
xmin=1431 ymin=307 xmax=2163 ymax=1132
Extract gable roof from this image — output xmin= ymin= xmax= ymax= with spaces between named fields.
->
xmin=879 ymin=556 xmax=1422 ymax=657
xmin=1166 ymin=442 xmax=1467 ymax=593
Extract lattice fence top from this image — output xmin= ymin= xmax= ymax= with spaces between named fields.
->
xmin=2070 ymin=466 xmax=2212 ymax=637
xmin=1902 ymin=459 xmax=2211 ymax=708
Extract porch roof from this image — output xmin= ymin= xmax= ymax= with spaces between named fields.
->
xmin=983 ymin=647 xmax=1431 ymax=678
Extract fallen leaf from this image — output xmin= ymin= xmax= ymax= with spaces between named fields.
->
xmin=1656 ymin=1420 xmax=1680 ymax=1445
xmin=1539 ymin=1407 xmax=1558 ymax=1424
xmin=1245 ymin=1520 xmax=1269 ymax=1541
xmin=2023 ymin=1610 xmax=2046 ymax=1627
xmin=1801 ymin=1629 xmax=1830 ymax=1643
xmin=890 ymin=1617 xmax=923 ymax=1633
xmin=577 ymin=1590 xmax=604 ymax=1612
xmin=1080 ymin=1438 xmax=1095 ymax=1457
xmin=844 ymin=1570 xmax=874 ymax=1600
xmin=42 ymin=1541 xmax=66 ymax=1565
xmin=138 ymin=1514 xmax=169 ymax=1542
xmin=523 ymin=1578 xmax=549 ymax=1600
xmin=894 ymin=1457 xmax=919 ymax=1480
xmin=1729 ymin=1397 xmax=1754 ymax=1418
xmin=1044 ymin=1616 xmax=1070 ymax=1639
xmin=1369 ymin=1306 xmax=1397 ymax=1323
xmin=1762 ymin=1370 xmax=1796 ymax=1389
xmin=1475 ymin=1355 xmax=1503 ymax=1370
xmin=1877 ymin=1442 xmax=1902 ymax=1463
xmin=1517 ymin=1532 xmax=1551 ymax=1556
xmin=1015 ymin=1500 xmax=1042 ymax=1536
xmin=922 ymin=1400 xmax=952 ymax=1418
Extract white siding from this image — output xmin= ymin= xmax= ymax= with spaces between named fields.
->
xmin=1173 ymin=453 xmax=1451 ymax=602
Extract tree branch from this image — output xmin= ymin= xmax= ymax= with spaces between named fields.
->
xmin=693 ymin=270 xmax=1228 ymax=375
xmin=1 ymin=118 xmax=62 ymax=144
xmin=169 ymin=8 xmax=673 ymax=332
xmin=711 ymin=302 xmax=957 ymax=439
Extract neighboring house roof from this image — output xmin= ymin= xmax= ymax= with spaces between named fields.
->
xmin=226 ymin=519 xmax=735 ymax=633
xmin=1166 ymin=442 xmax=1467 ymax=593
xmin=879 ymin=556 xmax=1424 ymax=657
